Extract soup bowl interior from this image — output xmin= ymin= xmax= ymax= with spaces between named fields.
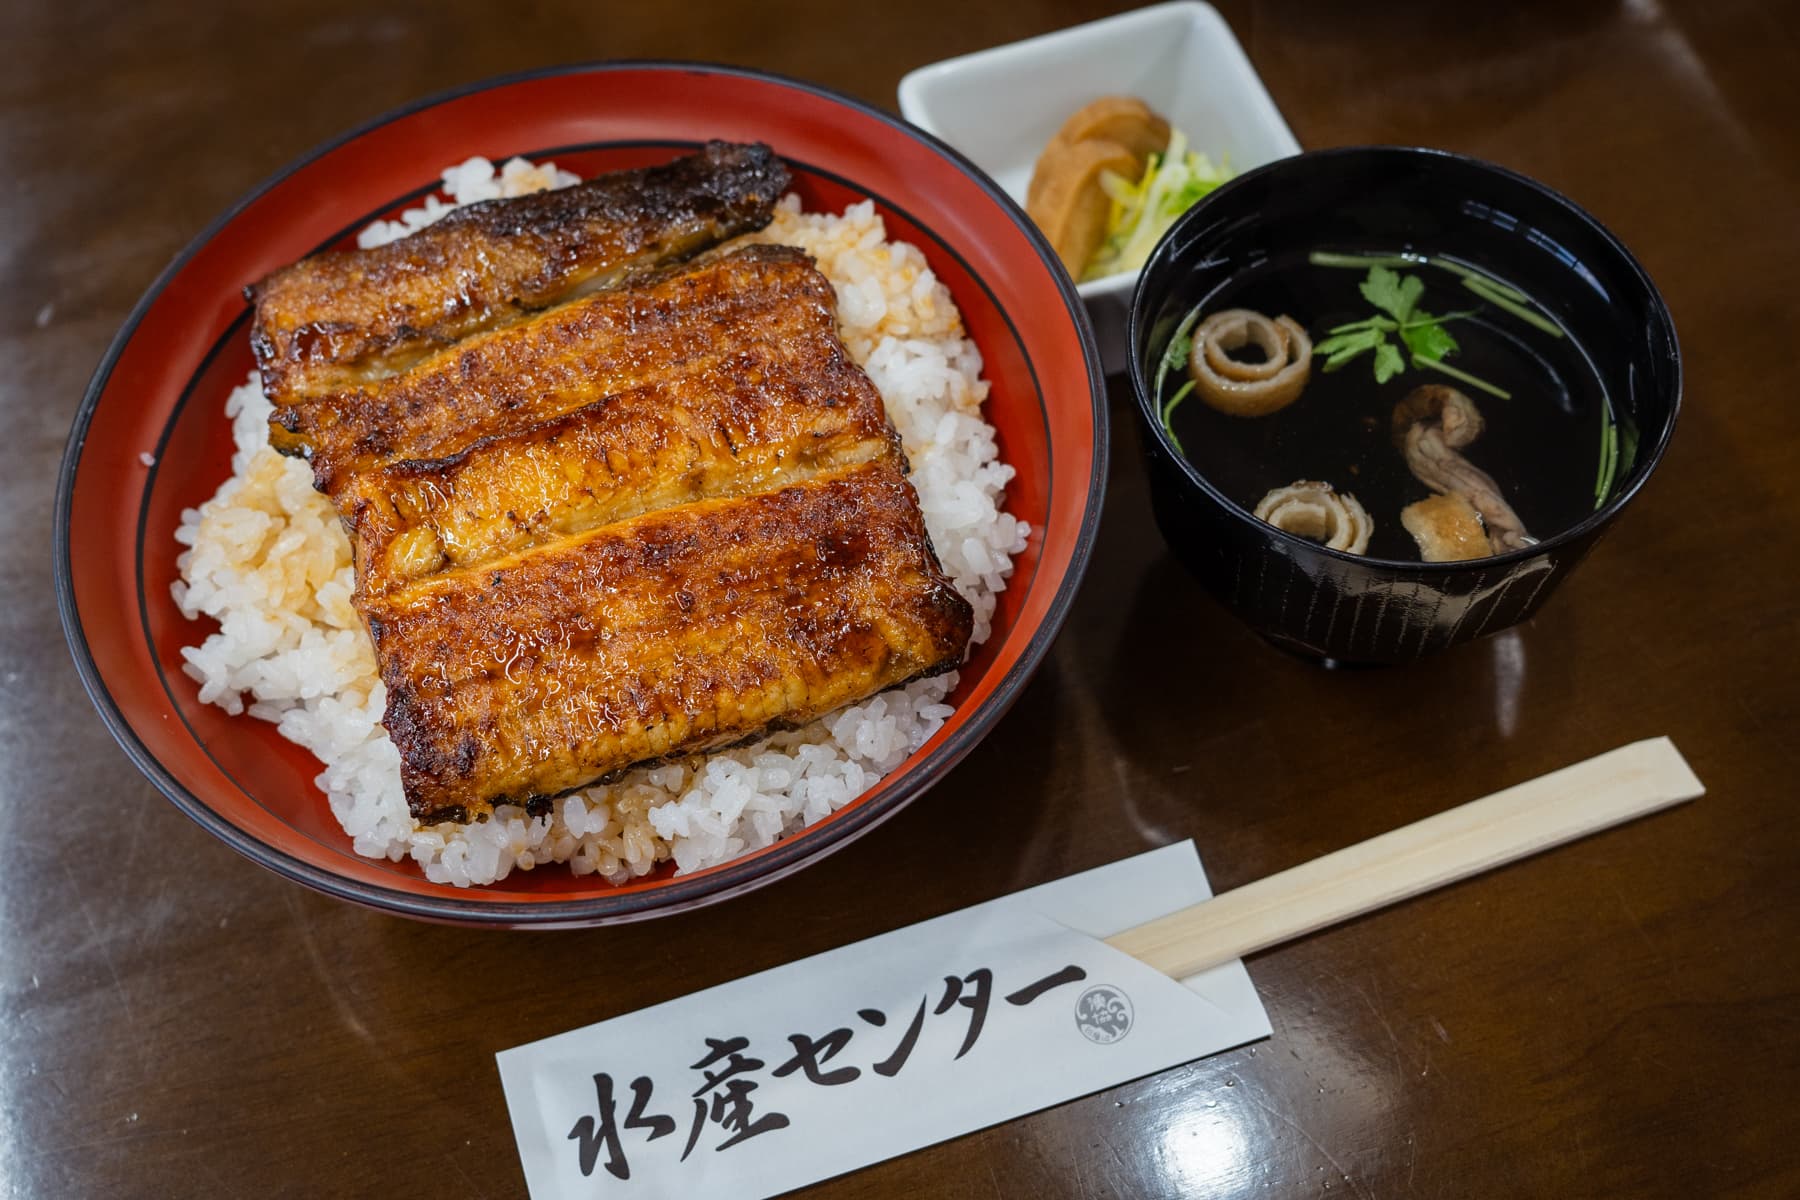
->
xmin=57 ymin=63 xmax=1106 ymax=927
xmin=1127 ymin=145 xmax=1679 ymax=664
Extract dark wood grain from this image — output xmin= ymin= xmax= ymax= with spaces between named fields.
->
xmin=9 ymin=1 xmax=1798 ymax=1196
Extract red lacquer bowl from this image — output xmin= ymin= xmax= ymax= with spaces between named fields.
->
xmin=55 ymin=63 xmax=1106 ymax=927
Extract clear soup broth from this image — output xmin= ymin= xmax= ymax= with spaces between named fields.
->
xmin=1158 ymin=249 xmax=1622 ymax=563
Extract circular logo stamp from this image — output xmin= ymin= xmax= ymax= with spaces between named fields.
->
xmin=1074 ymin=984 xmax=1134 ymax=1044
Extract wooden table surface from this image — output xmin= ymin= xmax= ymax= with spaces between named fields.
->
xmin=10 ymin=1 xmax=1798 ymax=1196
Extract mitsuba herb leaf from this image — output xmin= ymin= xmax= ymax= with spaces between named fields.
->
xmin=1316 ymin=265 xmax=1505 ymax=396
xmin=1315 ymin=326 xmax=1383 ymax=370
xmin=1360 ymin=266 xmax=1425 ymax=323
xmin=1399 ymin=319 xmax=1459 ymax=363
xmin=1373 ymin=342 xmax=1407 ymax=383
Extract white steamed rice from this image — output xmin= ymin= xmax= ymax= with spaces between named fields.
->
xmin=172 ymin=155 xmax=1026 ymax=888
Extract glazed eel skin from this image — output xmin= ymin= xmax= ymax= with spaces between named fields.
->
xmin=248 ymin=140 xmax=790 ymax=409
xmin=250 ymin=181 xmax=973 ymax=822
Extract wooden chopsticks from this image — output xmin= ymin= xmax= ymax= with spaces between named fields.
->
xmin=1106 ymin=738 xmax=1704 ymax=979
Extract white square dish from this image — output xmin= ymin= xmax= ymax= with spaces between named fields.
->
xmin=898 ymin=1 xmax=1301 ymax=372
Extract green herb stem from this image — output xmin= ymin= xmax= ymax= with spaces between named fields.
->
xmin=1311 ymin=248 xmax=1542 ymax=310
xmin=1594 ymin=416 xmax=1620 ymax=506
xmin=1428 ymin=260 xmax=1529 ymax=303
xmin=1328 ymin=316 xmax=1396 ymax=335
xmin=1404 ymin=310 xmax=1479 ymax=329
xmin=1308 ymin=251 xmax=1419 ymax=270
xmin=1462 ymin=277 xmax=1565 ymax=337
xmin=1411 ymin=354 xmax=1512 ymax=400
xmin=1160 ymin=379 xmax=1196 ymax=454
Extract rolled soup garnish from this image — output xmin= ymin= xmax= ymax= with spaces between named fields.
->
xmin=1189 ymin=308 xmax=1312 ymax=417
xmin=1392 ymin=384 xmax=1533 ymax=554
xmin=1253 ymin=481 xmax=1372 ymax=555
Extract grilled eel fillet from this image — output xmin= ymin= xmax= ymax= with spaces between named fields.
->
xmin=274 ymin=242 xmax=878 ymax=495
xmin=283 ymin=244 xmax=901 ymax=599
xmin=247 ymin=140 xmax=789 ymax=408
xmin=369 ymin=459 xmax=971 ymax=823
xmin=261 ymin=241 xmax=972 ymax=822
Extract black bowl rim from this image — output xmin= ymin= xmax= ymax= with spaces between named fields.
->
xmin=53 ymin=59 xmax=1109 ymax=927
xmin=1125 ymin=143 xmax=1682 ymax=574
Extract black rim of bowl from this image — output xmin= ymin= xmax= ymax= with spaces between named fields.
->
xmin=1126 ymin=144 xmax=1682 ymax=574
xmin=54 ymin=59 xmax=1109 ymax=926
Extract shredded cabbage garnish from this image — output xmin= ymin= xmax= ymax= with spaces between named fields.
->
xmin=1083 ymin=128 xmax=1233 ymax=282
